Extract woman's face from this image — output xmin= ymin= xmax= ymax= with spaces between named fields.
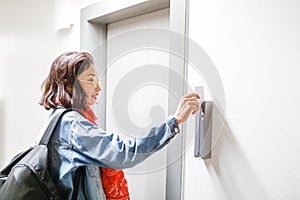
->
xmin=77 ymin=65 xmax=101 ymax=105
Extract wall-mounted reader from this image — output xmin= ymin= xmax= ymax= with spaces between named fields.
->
xmin=194 ymin=86 xmax=212 ymax=159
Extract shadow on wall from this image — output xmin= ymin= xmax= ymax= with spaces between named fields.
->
xmin=0 ymin=100 xmax=4 ymax=167
xmin=204 ymin=105 xmax=270 ymax=200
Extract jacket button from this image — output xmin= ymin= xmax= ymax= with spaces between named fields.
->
xmin=174 ymin=127 xmax=179 ymax=134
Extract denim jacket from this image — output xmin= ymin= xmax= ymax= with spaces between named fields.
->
xmin=47 ymin=109 xmax=180 ymax=200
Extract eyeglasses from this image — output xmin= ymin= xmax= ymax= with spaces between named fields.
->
xmin=79 ymin=76 xmax=102 ymax=88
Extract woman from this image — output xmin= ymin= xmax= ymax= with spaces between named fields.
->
xmin=40 ymin=52 xmax=200 ymax=200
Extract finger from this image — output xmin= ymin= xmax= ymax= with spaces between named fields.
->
xmin=185 ymin=102 xmax=200 ymax=114
xmin=186 ymin=101 xmax=199 ymax=107
xmin=192 ymin=104 xmax=200 ymax=114
xmin=188 ymin=101 xmax=200 ymax=114
xmin=192 ymin=106 xmax=200 ymax=115
xmin=186 ymin=101 xmax=200 ymax=112
xmin=182 ymin=99 xmax=199 ymax=111
xmin=179 ymin=95 xmax=200 ymax=110
xmin=182 ymin=97 xmax=199 ymax=105
xmin=184 ymin=93 xmax=200 ymax=99
xmin=177 ymin=96 xmax=200 ymax=115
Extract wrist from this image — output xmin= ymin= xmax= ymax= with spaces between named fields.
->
xmin=175 ymin=117 xmax=181 ymax=125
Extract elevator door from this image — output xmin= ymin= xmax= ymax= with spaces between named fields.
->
xmin=106 ymin=8 xmax=170 ymax=200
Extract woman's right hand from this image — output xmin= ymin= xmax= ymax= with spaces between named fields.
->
xmin=174 ymin=93 xmax=201 ymax=124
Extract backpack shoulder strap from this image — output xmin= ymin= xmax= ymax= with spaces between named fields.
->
xmin=39 ymin=108 xmax=72 ymax=145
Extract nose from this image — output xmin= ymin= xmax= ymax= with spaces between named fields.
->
xmin=95 ymin=83 xmax=101 ymax=92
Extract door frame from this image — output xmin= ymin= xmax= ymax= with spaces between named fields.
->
xmin=80 ymin=0 xmax=189 ymax=199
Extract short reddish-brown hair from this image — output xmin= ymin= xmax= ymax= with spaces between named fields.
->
xmin=40 ymin=52 xmax=94 ymax=110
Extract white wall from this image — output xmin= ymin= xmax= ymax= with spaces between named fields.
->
xmin=0 ymin=0 xmax=100 ymax=166
xmin=184 ymin=0 xmax=300 ymax=200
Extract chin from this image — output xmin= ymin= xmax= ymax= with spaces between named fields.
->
xmin=87 ymin=101 xmax=95 ymax=105
xmin=88 ymin=99 xmax=96 ymax=105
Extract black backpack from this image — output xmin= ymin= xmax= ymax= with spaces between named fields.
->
xmin=0 ymin=108 xmax=82 ymax=200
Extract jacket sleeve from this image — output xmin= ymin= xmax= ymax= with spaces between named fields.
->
xmin=66 ymin=111 xmax=180 ymax=169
